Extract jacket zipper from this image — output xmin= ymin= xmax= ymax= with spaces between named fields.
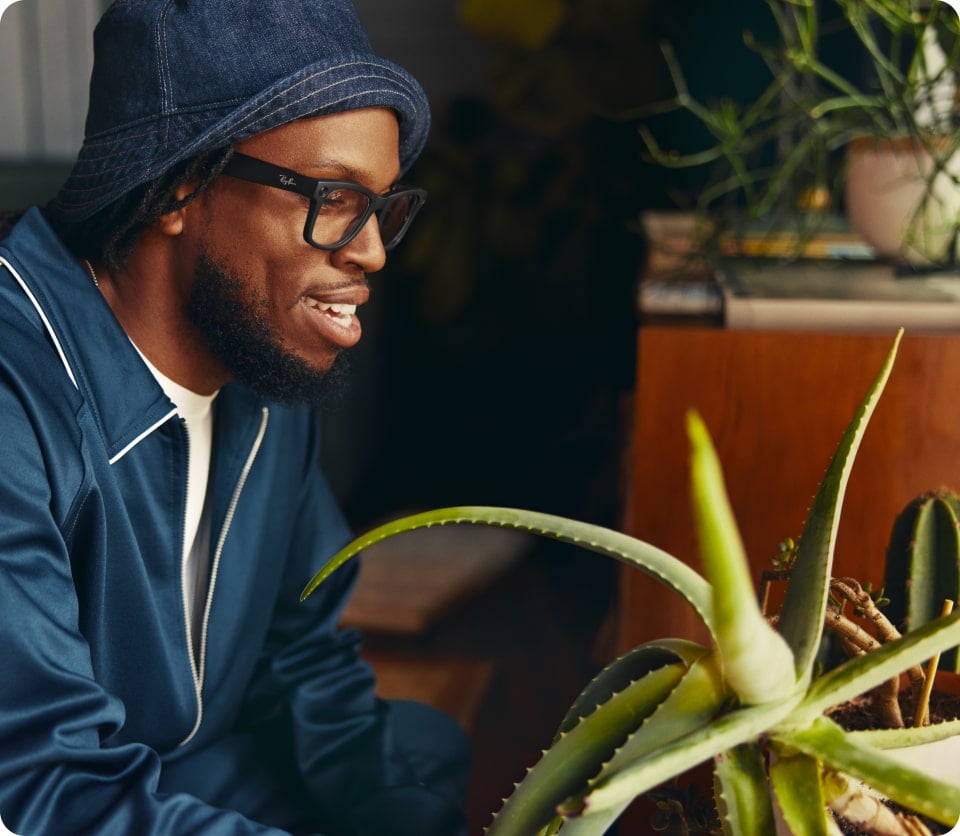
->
xmin=179 ymin=406 xmax=270 ymax=747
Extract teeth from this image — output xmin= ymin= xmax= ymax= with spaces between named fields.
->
xmin=305 ymin=298 xmax=357 ymax=318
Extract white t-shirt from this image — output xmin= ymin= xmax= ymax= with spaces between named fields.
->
xmin=137 ymin=350 xmax=217 ymax=661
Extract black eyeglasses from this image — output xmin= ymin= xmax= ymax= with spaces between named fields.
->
xmin=220 ymin=152 xmax=426 ymax=251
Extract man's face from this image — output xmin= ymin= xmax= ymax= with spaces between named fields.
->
xmin=179 ymin=107 xmax=401 ymax=404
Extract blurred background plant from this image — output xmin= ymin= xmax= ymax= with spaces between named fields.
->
xmin=638 ymin=0 xmax=960 ymax=263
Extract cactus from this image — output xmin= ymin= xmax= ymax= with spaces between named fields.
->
xmin=884 ymin=490 xmax=960 ymax=672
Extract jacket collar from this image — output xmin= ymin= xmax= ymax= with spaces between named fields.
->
xmin=1 ymin=208 xmax=181 ymax=461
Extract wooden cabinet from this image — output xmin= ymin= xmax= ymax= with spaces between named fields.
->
xmin=617 ymin=325 xmax=960 ymax=651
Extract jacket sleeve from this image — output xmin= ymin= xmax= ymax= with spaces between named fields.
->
xmin=239 ymin=420 xmax=471 ymax=836
xmin=0 ymin=384 xmax=293 ymax=836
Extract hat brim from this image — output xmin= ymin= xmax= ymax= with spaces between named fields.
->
xmin=53 ymin=54 xmax=430 ymax=223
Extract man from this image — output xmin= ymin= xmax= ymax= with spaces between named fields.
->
xmin=0 ymin=1 xmax=470 ymax=833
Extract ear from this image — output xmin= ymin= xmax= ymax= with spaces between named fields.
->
xmin=155 ymin=178 xmax=203 ymax=237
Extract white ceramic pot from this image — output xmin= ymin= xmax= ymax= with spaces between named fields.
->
xmin=885 ymin=733 xmax=960 ymax=789
xmin=844 ymin=136 xmax=960 ymax=266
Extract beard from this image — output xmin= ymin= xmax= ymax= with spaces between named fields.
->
xmin=186 ymin=251 xmax=350 ymax=407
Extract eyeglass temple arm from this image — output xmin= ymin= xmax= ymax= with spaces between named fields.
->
xmin=223 ymin=152 xmax=318 ymax=199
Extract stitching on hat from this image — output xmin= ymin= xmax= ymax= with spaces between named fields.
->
xmin=57 ymin=60 xmax=428 ymax=212
xmin=78 ymin=104 xmax=237 ymax=150
xmin=237 ymin=85 xmax=418 ymax=139
xmin=75 ymin=61 xmax=418 ymax=152
xmin=229 ymin=61 xmax=419 ymax=129
xmin=68 ymin=129 xmax=166 ymax=160
xmin=59 ymin=137 xmax=185 ymax=186
xmin=61 ymin=126 xmax=180 ymax=168
xmin=79 ymin=97 xmax=243 ymax=144
xmin=156 ymin=0 xmax=175 ymax=117
xmin=238 ymin=83 xmax=417 ymax=134
xmin=57 ymin=85 xmax=412 ymax=193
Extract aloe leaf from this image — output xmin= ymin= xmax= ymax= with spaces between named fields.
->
xmin=558 ymin=650 xmax=729 ymax=817
xmin=537 ymin=818 xmax=564 ymax=836
xmin=300 ymin=507 xmax=716 ymax=636
xmin=576 ymin=693 xmax=803 ymax=817
xmin=556 ymin=638 xmax=710 ymax=736
xmin=535 ymin=810 xmax=611 ymax=835
xmin=848 ymin=717 xmax=960 ymax=748
xmin=486 ymin=663 xmax=687 ymax=836
xmin=548 ymin=650 xmax=725 ymax=835
xmin=774 ymin=715 xmax=960 ymax=826
xmin=768 ymin=751 xmax=830 ymax=836
xmin=778 ymin=329 xmax=903 ymax=682
xmin=687 ymin=411 xmax=797 ymax=705
xmin=790 ymin=609 xmax=960 ymax=722
xmin=714 ymin=742 xmax=778 ymax=836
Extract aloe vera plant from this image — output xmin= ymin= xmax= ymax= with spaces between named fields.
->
xmin=303 ymin=328 xmax=960 ymax=835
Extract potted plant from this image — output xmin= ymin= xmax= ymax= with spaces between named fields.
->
xmin=884 ymin=489 xmax=960 ymax=673
xmin=303 ymin=329 xmax=960 ymax=835
xmin=639 ymin=0 xmax=960 ymax=266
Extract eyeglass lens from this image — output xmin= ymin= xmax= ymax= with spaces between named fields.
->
xmin=312 ymin=188 xmax=418 ymax=249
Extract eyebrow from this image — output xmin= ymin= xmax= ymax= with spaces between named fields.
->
xmin=310 ymin=158 xmax=400 ymax=191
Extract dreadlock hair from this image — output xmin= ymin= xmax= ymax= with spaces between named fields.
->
xmin=46 ymin=146 xmax=235 ymax=272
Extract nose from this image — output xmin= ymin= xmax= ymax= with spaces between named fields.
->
xmin=332 ymin=213 xmax=387 ymax=274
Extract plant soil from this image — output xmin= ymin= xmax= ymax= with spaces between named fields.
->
xmin=826 ymin=682 xmax=960 ymax=732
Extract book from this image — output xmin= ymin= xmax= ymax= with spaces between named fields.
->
xmin=638 ymin=277 xmax=723 ymax=317
xmin=719 ymin=214 xmax=877 ymax=261
xmin=640 ymin=209 xmax=878 ymax=262
xmin=721 ymin=261 xmax=960 ymax=332
xmin=638 ymin=210 xmax=722 ymax=317
xmin=719 ymin=231 xmax=877 ymax=260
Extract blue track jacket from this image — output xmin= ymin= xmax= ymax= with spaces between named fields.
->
xmin=0 ymin=209 xmax=469 ymax=835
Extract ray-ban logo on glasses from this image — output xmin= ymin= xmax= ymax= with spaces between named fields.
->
xmin=279 ymin=174 xmax=297 ymax=186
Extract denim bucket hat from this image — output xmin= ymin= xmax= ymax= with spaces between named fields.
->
xmin=51 ymin=0 xmax=430 ymax=223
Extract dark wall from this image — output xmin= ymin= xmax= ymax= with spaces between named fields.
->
xmin=322 ymin=1 xmax=804 ymax=531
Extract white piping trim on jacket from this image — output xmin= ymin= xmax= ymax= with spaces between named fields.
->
xmin=1 ymin=256 xmax=176 ymax=464
xmin=1 ymin=257 xmax=78 ymax=389
xmin=108 ymin=409 xmax=178 ymax=465
xmin=180 ymin=406 xmax=270 ymax=748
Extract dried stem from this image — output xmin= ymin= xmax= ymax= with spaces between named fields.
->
xmin=760 ymin=568 xmax=791 ymax=617
xmin=818 ymin=584 xmax=957 ymax=731
xmin=914 ymin=599 xmax=956 ymax=727
xmin=830 ymin=579 xmax=900 ymax=642
xmin=829 ymin=579 xmax=927 ymax=712
xmin=825 ymin=601 xmax=904 ymax=728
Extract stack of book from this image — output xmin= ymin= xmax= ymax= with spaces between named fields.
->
xmin=636 ymin=211 xmax=722 ymax=319
xmin=637 ymin=211 xmax=960 ymax=332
